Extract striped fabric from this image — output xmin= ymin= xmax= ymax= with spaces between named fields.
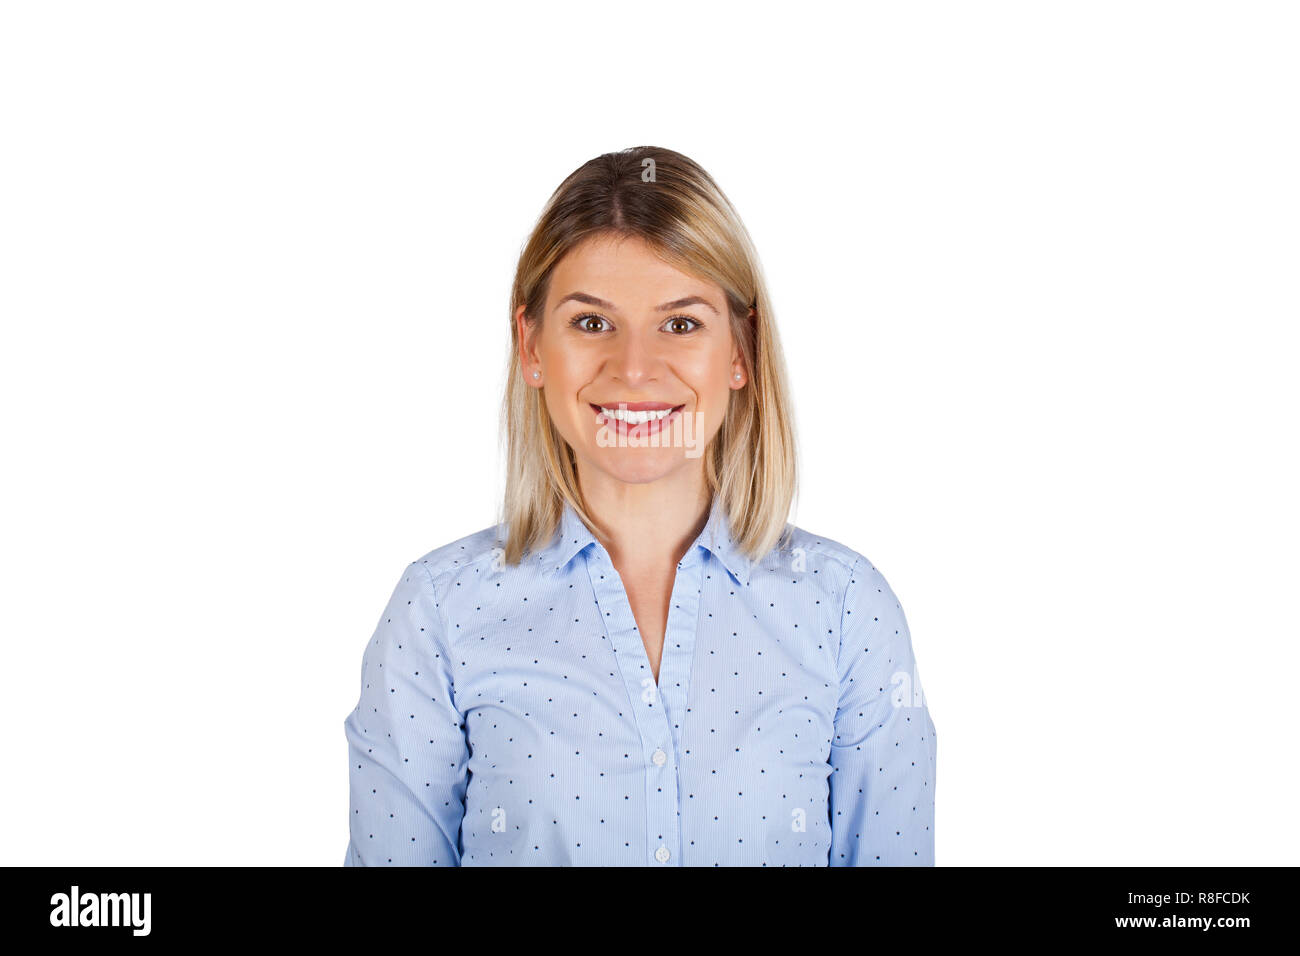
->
xmin=344 ymin=495 xmax=936 ymax=866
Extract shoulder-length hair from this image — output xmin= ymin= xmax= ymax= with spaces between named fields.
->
xmin=497 ymin=146 xmax=797 ymax=566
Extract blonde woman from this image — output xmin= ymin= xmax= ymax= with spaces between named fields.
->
xmin=343 ymin=147 xmax=937 ymax=866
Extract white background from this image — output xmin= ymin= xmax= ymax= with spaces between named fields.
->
xmin=2 ymin=1 xmax=1296 ymax=866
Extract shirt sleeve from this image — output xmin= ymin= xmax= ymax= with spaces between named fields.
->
xmin=828 ymin=554 xmax=938 ymax=865
xmin=343 ymin=560 xmax=469 ymax=866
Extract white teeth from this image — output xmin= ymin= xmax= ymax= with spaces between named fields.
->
xmin=599 ymin=405 xmax=677 ymax=424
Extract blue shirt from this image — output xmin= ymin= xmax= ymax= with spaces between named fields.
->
xmin=343 ymin=495 xmax=937 ymax=866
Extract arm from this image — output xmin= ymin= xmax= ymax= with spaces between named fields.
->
xmin=828 ymin=555 xmax=937 ymax=865
xmin=343 ymin=560 xmax=468 ymax=865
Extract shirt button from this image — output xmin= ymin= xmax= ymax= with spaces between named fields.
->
xmin=651 ymin=748 xmax=667 ymax=766
xmin=655 ymin=845 xmax=671 ymax=863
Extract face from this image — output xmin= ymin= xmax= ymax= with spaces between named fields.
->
xmin=516 ymin=233 xmax=748 ymax=488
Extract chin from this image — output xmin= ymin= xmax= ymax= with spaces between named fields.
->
xmin=587 ymin=451 xmax=688 ymax=486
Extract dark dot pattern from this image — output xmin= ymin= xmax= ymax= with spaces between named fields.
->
xmin=343 ymin=495 xmax=937 ymax=866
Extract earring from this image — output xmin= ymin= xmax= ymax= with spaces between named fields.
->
xmin=733 ymin=372 xmax=741 ymax=380
xmin=533 ymin=371 xmax=540 ymax=380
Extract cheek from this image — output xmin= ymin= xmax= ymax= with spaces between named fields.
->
xmin=538 ymin=358 xmax=597 ymax=429
xmin=540 ymin=332 xmax=600 ymax=377
xmin=687 ymin=354 xmax=735 ymax=400
xmin=540 ymin=345 xmax=592 ymax=393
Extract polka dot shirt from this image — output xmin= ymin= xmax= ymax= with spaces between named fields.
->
xmin=343 ymin=495 xmax=936 ymax=866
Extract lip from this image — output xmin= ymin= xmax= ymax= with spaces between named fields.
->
xmin=589 ymin=401 xmax=680 ymax=412
xmin=590 ymin=402 xmax=687 ymax=439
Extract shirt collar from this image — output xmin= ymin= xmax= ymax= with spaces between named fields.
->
xmin=546 ymin=494 xmax=752 ymax=586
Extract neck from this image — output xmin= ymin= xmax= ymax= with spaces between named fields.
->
xmin=575 ymin=464 xmax=712 ymax=573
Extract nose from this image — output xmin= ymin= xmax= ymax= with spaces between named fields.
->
xmin=605 ymin=325 xmax=664 ymax=387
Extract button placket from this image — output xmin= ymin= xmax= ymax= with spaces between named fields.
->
xmin=583 ymin=546 xmax=683 ymax=865
xmin=641 ymin=549 xmax=706 ymax=866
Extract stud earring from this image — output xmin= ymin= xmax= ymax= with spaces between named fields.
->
xmin=733 ymin=372 xmax=741 ymax=380
xmin=533 ymin=371 xmax=540 ymax=379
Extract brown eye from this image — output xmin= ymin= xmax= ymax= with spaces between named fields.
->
xmin=569 ymin=313 xmax=609 ymax=333
xmin=665 ymin=316 xmax=701 ymax=334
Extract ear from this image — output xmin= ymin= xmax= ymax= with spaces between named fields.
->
xmin=733 ymin=310 xmax=754 ymax=388
xmin=516 ymin=304 xmax=542 ymax=385
xmin=730 ymin=347 xmax=748 ymax=390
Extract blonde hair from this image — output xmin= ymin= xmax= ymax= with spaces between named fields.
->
xmin=497 ymin=146 xmax=797 ymax=566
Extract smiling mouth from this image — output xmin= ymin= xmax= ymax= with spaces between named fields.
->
xmin=589 ymin=402 xmax=686 ymax=425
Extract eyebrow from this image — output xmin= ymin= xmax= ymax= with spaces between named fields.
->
xmin=552 ymin=292 xmax=720 ymax=316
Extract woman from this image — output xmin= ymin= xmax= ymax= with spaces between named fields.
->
xmin=343 ymin=146 xmax=937 ymax=866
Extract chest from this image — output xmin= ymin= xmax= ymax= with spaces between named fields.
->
xmin=617 ymin=566 xmax=676 ymax=681
xmin=442 ymin=555 xmax=843 ymax=762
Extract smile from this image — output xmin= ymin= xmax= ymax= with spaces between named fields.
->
xmin=590 ymin=402 xmax=685 ymax=423
xmin=589 ymin=402 xmax=687 ymax=434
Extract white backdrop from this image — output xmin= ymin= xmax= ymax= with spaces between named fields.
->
xmin=1 ymin=0 xmax=1296 ymax=866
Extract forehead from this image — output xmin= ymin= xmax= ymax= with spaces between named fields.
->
xmin=548 ymin=234 xmax=722 ymax=307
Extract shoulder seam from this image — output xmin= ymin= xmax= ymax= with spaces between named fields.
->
xmin=777 ymin=528 xmax=859 ymax=577
xmin=412 ymin=559 xmax=465 ymax=716
xmin=815 ymin=547 xmax=858 ymax=577
xmin=416 ymin=530 xmax=505 ymax=588
xmin=836 ymin=553 xmax=865 ymax=682
xmin=413 ymin=559 xmax=455 ymax=654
